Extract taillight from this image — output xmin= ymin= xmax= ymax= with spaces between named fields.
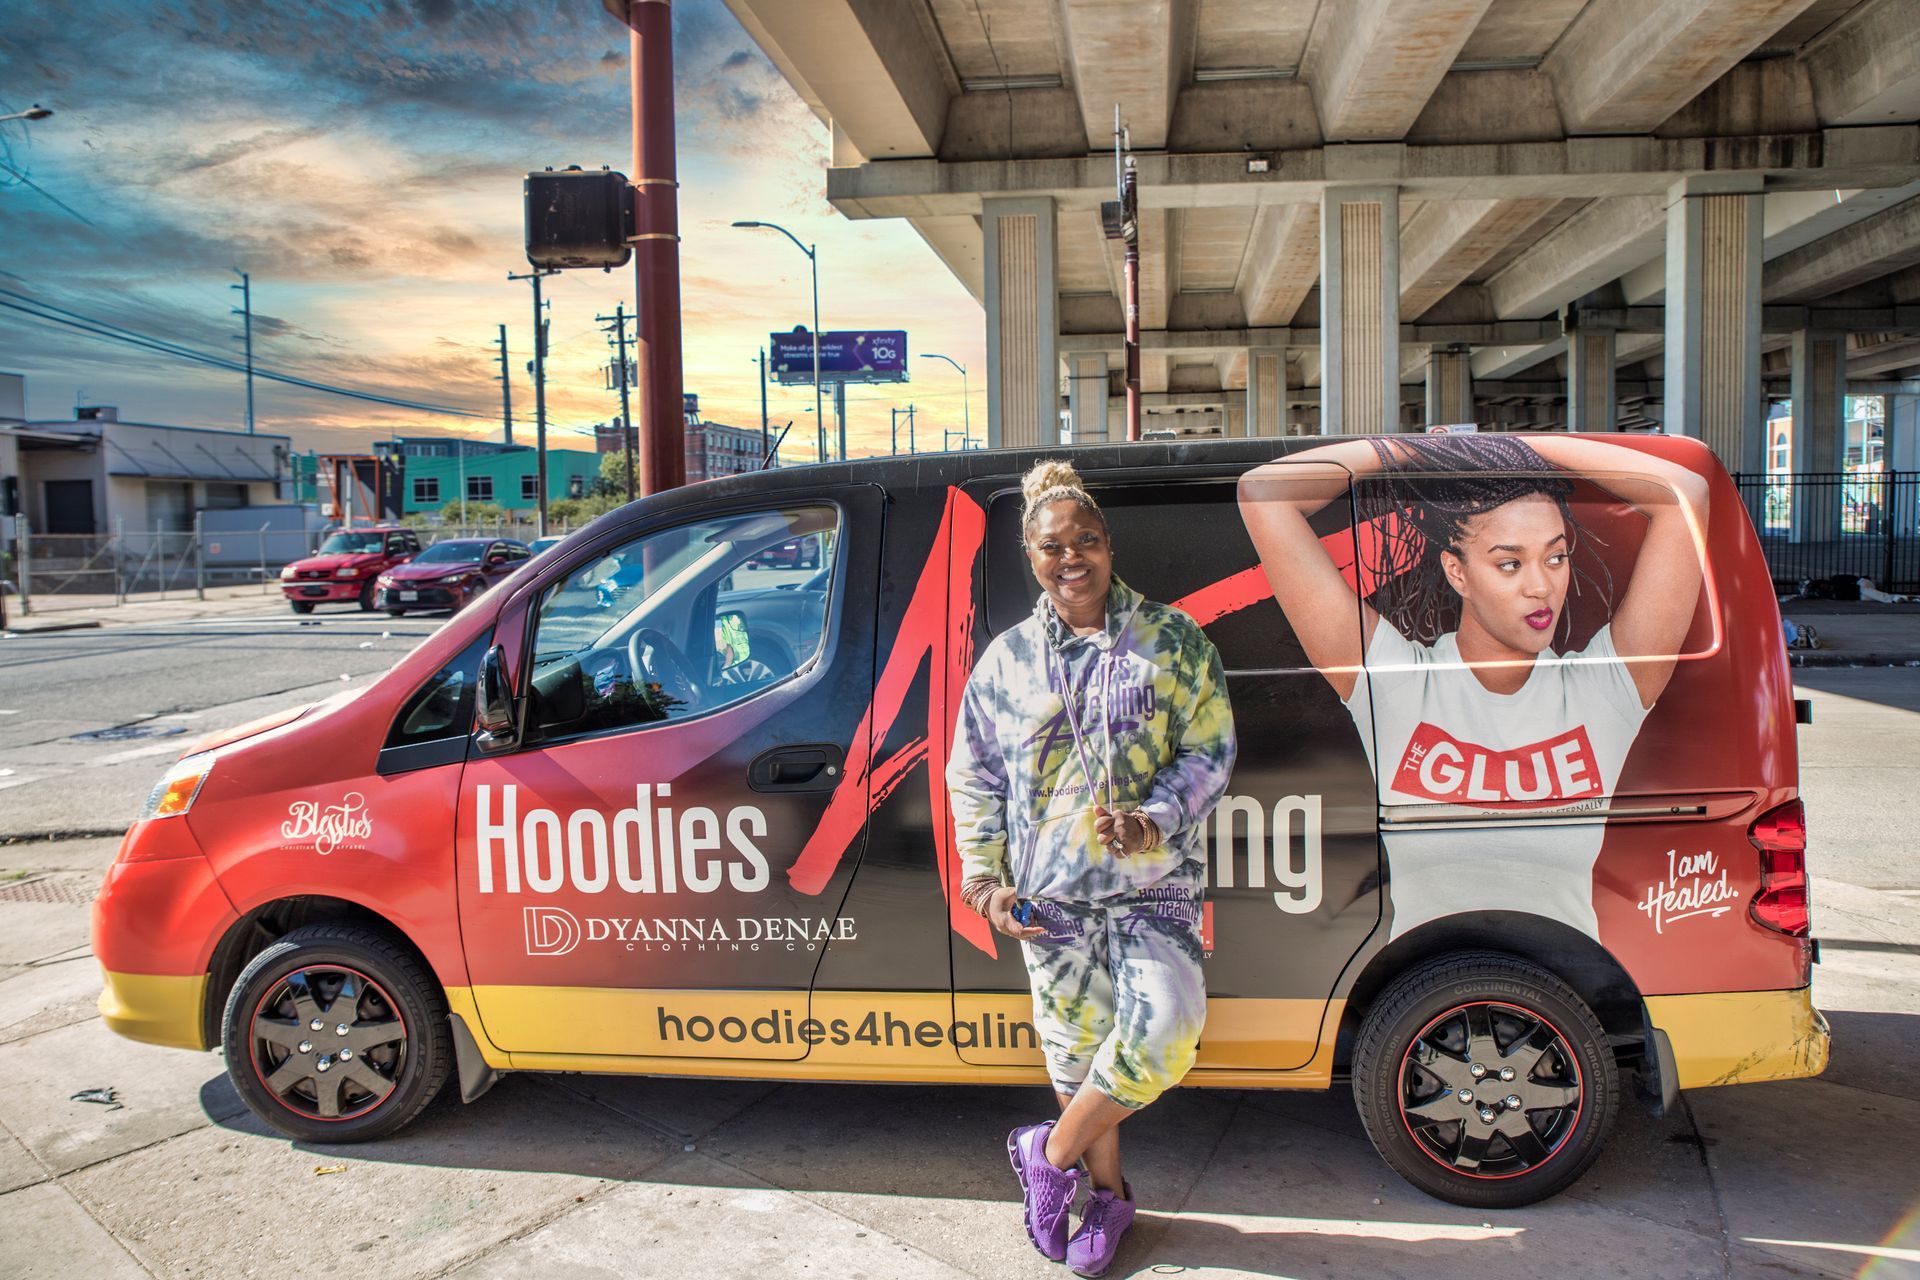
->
xmin=1748 ymin=798 xmax=1809 ymax=936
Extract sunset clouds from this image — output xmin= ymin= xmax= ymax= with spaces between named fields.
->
xmin=0 ymin=0 xmax=985 ymax=460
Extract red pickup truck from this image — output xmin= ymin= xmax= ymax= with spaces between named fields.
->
xmin=279 ymin=526 xmax=421 ymax=614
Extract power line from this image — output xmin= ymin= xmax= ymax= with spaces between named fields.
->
xmin=0 ymin=290 xmax=492 ymax=418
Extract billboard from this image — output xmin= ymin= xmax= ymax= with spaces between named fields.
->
xmin=769 ymin=329 xmax=908 ymax=384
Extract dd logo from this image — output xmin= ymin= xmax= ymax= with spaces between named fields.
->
xmin=524 ymin=906 xmax=581 ymax=956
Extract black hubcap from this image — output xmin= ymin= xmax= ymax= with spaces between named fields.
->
xmin=1398 ymin=1001 xmax=1582 ymax=1178
xmin=249 ymin=966 xmax=408 ymax=1121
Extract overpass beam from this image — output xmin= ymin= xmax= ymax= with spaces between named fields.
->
xmin=1246 ymin=346 xmax=1287 ymax=437
xmin=1542 ymin=0 xmax=1821 ymax=135
xmin=1303 ymin=0 xmax=1495 ymax=141
xmin=1665 ymin=182 xmax=1765 ymax=473
xmin=1425 ymin=346 xmax=1473 ymax=426
xmin=1790 ymin=330 xmax=1848 ymax=541
xmin=1320 ymin=186 xmax=1402 ymax=434
xmin=983 ymin=197 xmax=1059 ymax=449
xmin=1567 ymin=327 xmax=1618 ymax=431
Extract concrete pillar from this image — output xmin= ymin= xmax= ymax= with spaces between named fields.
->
xmin=1320 ymin=185 xmax=1401 ymax=435
xmin=1245 ymin=346 xmax=1286 ymax=437
xmin=1890 ymin=395 xmax=1920 ymax=537
xmin=1424 ymin=346 xmax=1473 ymax=427
xmin=1789 ymin=331 xmax=1847 ymax=543
xmin=1664 ymin=181 xmax=1763 ymax=474
xmin=1064 ymin=350 xmax=1110 ymax=443
xmin=983 ymin=197 xmax=1058 ymax=449
xmin=1566 ymin=329 xmax=1617 ymax=432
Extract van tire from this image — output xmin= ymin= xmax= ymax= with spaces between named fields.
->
xmin=1352 ymin=952 xmax=1616 ymax=1209
xmin=221 ymin=923 xmax=452 ymax=1144
xmin=358 ymin=580 xmax=377 ymax=611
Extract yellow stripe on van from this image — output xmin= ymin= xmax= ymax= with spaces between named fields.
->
xmin=98 ymin=969 xmax=207 ymax=1051
xmin=459 ymin=985 xmax=1338 ymax=1083
xmin=1645 ymin=987 xmax=1829 ymax=1090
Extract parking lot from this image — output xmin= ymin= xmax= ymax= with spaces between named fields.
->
xmin=2 ymin=610 xmax=1916 ymax=1279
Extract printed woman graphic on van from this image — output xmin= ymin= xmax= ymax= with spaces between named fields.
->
xmin=949 ymin=460 xmax=1236 ymax=1275
xmin=1237 ymin=434 xmax=1709 ymax=942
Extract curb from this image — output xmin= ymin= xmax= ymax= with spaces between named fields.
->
xmin=1 ymin=828 xmax=127 ymax=845
xmin=3 ymin=619 xmax=104 ymax=635
xmin=1790 ymin=651 xmax=1920 ymax=668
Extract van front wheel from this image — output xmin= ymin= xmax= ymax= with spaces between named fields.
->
xmin=1352 ymin=953 xmax=1616 ymax=1209
xmin=221 ymin=923 xmax=451 ymax=1143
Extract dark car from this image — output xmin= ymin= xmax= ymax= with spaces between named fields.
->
xmin=279 ymin=527 xmax=420 ymax=614
xmin=374 ymin=538 xmax=530 ymax=616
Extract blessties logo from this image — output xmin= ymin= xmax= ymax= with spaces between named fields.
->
xmin=281 ymin=792 xmax=372 ymax=855
xmin=522 ymin=905 xmax=857 ymax=956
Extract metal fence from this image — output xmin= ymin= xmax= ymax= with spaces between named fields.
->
xmin=2 ymin=517 xmax=586 ymax=617
xmin=1733 ymin=471 xmax=1920 ymax=593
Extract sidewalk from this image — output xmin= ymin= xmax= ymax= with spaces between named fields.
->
xmin=1777 ymin=599 xmax=1920 ymax=667
xmin=1 ymin=584 xmax=300 ymax=634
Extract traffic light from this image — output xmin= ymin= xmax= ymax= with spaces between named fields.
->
xmin=524 ymin=166 xmax=634 ymax=270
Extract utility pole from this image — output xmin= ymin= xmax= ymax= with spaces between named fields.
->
xmin=890 ymin=407 xmax=898 ymax=455
xmin=508 ymin=267 xmax=557 ymax=535
xmin=1101 ymin=108 xmax=1141 ymax=442
xmin=495 ymin=325 xmax=514 ymax=447
xmin=230 ymin=269 xmax=255 ymax=434
xmin=908 ymin=403 xmax=916 ymax=454
xmin=757 ymin=346 xmax=770 ymax=463
xmin=597 ymin=303 xmax=637 ymax=503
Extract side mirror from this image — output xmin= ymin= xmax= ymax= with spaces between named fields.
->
xmin=475 ymin=645 xmax=518 ymax=751
xmin=487 ymin=553 xmax=507 ymax=565
xmin=715 ymin=609 xmax=751 ymax=667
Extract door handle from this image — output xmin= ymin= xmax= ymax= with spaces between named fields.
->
xmin=749 ymin=744 xmax=845 ymax=792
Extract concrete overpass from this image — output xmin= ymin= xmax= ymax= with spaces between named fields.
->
xmin=721 ymin=0 xmax=1920 ymax=471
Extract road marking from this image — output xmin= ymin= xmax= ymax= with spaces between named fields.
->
xmin=0 ymin=774 xmax=37 ymax=791
xmin=1172 ymin=1212 xmax=1522 ymax=1243
xmin=92 ymin=740 xmax=193 ymax=766
xmin=1745 ymin=1237 xmax=1920 ymax=1264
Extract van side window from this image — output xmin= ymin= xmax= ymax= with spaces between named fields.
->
xmin=378 ymin=634 xmax=489 ymax=774
xmin=986 ymin=480 xmax=1321 ymax=671
xmin=523 ymin=506 xmax=840 ymax=743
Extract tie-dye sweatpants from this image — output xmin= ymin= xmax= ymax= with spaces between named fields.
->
xmin=1018 ymin=873 xmax=1207 ymax=1110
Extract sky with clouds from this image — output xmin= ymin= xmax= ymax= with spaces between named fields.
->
xmin=0 ymin=0 xmax=987 ymax=463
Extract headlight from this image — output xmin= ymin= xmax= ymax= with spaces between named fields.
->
xmin=280 ymin=565 xmax=298 ymax=580
xmin=139 ymin=754 xmax=212 ymax=821
xmin=335 ymin=566 xmax=360 ymax=578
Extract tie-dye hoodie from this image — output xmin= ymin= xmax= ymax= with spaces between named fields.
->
xmin=947 ymin=577 xmax=1237 ymax=904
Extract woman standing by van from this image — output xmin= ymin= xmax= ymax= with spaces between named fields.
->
xmin=948 ymin=460 xmax=1236 ymax=1276
xmin=1237 ymin=433 xmax=1709 ymax=941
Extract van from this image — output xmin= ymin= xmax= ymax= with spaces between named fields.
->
xmin=93 ymin=432 xmax=1825 ymax=1209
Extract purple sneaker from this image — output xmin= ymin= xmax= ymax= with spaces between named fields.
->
xmin=1066 ymin=1181 xmax=1136 ymax=1278
xmin=1007 ymin=1120 xmax=1081 ymax=1260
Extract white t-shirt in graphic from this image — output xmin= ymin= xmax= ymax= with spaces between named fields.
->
xmin=1344 ymin=621 xmax=1650 ymax=940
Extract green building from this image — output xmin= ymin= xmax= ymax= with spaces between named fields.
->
xmin=397 ymin=446 xmax=602 ymax=517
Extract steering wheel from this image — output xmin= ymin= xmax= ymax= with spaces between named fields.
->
xmin=628 ymin=627 xmax=702 ymax=714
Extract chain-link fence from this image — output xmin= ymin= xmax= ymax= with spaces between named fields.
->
xmin=3 ymin=517 xmax=589 ymax=617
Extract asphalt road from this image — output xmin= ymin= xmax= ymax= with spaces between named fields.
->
xmin=0 ymin=610 xmax=441 ymax=838
xmin=0 ymin=624 xmax=1915 ymax=1278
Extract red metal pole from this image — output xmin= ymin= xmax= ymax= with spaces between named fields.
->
xmin=625 ymin=0 xmax=685 ymax=493
xmin=1123 ymin=162 xmax=1141 ymax=442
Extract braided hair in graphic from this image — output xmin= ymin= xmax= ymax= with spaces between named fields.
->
xmin=1353 ymin=434 xmax=1614 ymax=648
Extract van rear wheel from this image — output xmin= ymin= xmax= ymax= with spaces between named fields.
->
xmin=1352 ymin=952 xmax=1616 ymax=1209
xmin=221 ymin=923 xmax=451 ymax=1143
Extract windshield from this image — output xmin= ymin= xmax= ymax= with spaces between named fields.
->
xmin=414 ymin=541 xmax=483 ymax=564
xmin=318 ymin=531 xmax=385 ymax=555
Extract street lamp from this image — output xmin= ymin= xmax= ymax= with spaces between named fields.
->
xmin=921 ymin=353 xmax=970 ymax=450
xmin=0 ymin=105 xmax=52 ymax=125
xmin=733 ymin=220 xmax=827 ymax=463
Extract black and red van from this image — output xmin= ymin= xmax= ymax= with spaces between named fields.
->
xmin=94 ymin=433 xmax=1825 ymax=1208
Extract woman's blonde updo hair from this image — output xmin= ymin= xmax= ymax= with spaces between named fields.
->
xmin=1020 ymin=459 xmax=1106 ymax=537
